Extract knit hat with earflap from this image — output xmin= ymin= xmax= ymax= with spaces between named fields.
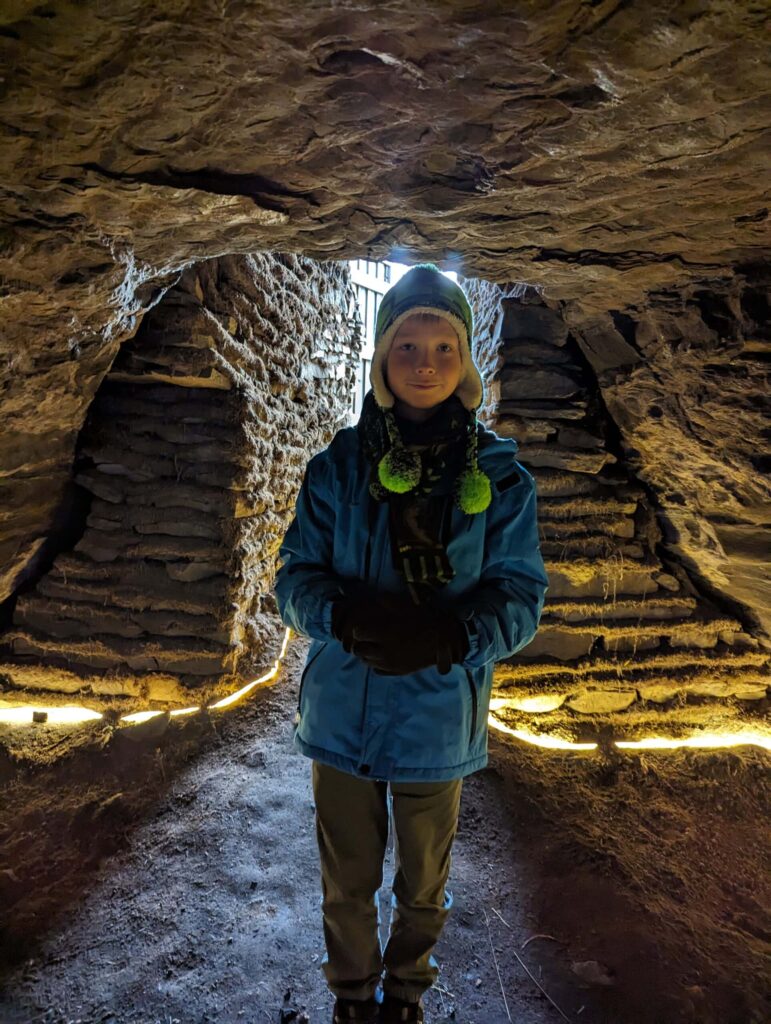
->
xmin=369 ymin=263 xmax=491 ymax=514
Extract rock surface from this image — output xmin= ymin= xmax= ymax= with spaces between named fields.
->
xmin=475 ymin=293 xmax=769 ymax=737
xmin=1 ymin=254 xmax=357 ymax=696
xmin=0 ymin=2 xmax=768 ymax=688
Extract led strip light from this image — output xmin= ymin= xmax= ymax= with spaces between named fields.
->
xmin=0 ymin=629 xmax=768 ymax=753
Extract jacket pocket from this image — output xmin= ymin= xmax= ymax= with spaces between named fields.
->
xmin=297 ymin=642 xmax=326 ymax=717
xmin=465 ymin=669 xmax=478 ymax=748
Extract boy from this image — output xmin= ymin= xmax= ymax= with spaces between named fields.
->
xmin=275 ymin=264 xmax=548 ymax=1023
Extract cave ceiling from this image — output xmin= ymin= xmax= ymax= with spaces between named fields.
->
xmin=0 ymin=0 xmax=769 ymax=615
xmin=1 ymin=0 xmax=768 ymax=309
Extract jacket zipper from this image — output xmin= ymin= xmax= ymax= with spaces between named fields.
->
xmin=465 ymin=669 xmax=478 ymax=747
xmin=297 ymin=643 xmax=326 ymax=715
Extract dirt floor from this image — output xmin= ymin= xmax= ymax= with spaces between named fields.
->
xmin=0 ymin=637 xmax=769 ymax=1024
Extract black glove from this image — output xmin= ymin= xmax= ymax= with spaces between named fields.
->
xmin=349 ymin=603 xmax=470 ymax=676
xmin=330 ymin=589 xmax=389 ymax=654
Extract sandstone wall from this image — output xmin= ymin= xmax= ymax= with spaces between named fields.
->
xmin=470 ymin=293 xmax=769 ymax=743
xmin=0 ymin=3 xmax=768 ymax=616
xmin=0 ymin=254 xmax=359 ymax=702
xmin=565 ymin=272 xmax=771 ymax=638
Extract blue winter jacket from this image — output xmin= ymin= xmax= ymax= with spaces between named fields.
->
xmin=274 ymin=424 xmax=548 ymax=782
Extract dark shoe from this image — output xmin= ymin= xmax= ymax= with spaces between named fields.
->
xmin=333 ymin=995 xmax=381 ymax=1024
xmin=380 ymin=994 xmax=425 ymax=1023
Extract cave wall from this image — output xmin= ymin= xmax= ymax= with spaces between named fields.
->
xmin=0 ymin=1 xmax=768 ymax=712
xmin=465 ymin=268 xmax=771 ymax=645
xmin=1 ymin=1 xmax=769 ymax=617
xmin=0 ymin=253 xmax=359 ymax=701
xmin=2 ymin=255 xmax=767 ymax=734
xmin=465 ymin=290 xmax=769 ymax=741
xmin=565 ymin=272 xmax=771 ymax=638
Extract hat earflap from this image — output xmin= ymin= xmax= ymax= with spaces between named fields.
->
xmin=455 ymin=411 xmax=492 ymax=514
xmin=377 ymin=408 xmax=421 ymax=493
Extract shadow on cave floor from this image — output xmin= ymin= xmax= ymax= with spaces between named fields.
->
xmin=0 ymin=639 xmax=768 ymax=1024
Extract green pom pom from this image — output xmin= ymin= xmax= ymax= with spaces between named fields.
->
xmin=457 ymin=469 xmax=491 ymax=514
xmin=378 ymin=447 xmax=421 ymax=493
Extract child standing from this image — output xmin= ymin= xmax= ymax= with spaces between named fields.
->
xmin=275 ymin=264 xmax=548 ymax=1024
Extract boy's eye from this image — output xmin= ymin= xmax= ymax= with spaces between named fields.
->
xmin=398 ymin=343 xmax=455 ymax=352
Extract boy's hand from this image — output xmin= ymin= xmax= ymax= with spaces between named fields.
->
xmin=351 ymin=606 xmax=470 ymax=676
xmin=330 ymin=589 xmax=392 ymax=654
xmin=331 ymin=585 xmax=469 ymax=674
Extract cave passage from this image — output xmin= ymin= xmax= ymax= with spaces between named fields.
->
xmin=0 ymin=3 xmax=769 ymax=1019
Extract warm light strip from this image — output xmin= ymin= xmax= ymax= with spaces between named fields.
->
xmin=616 ymin=732 xmax=771 ymax=752
xmin=0 ymin=705 xmax=104 ymax=725
xmin=120 ymin=710 xmax=165 ymax=724
xmin=117 ymin=707 xmax=203 ymax=724
xmin=488 ymin=714 xmax=598 ymax=751
xmin=208 ymin=626 xmax=291 ymax=710
xmin=489 ymin=695 xmax=565 ymax=713
xmin=0 ymin=629 xmax=292 ymax=728
xmin=489 ymin=714 xmax=771 ymax=754
xmin=0 ymin=628 xmax=768 ymax=757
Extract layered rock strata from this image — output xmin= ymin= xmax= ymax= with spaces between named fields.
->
xmin=0 ymin=254 xmax=358 ymax=702
xmin=564 ymin=272 xmax=771 ymax=638
xmin=485 ymin=295 xmax=769 ymax=742
xmin=0 ymin=3 xmax=768 ymax=627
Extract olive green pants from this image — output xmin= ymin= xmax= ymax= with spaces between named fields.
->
xmin=311 ymin=761 xmax=463 ymax=1003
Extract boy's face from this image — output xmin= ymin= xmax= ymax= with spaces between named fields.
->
xmin=385 ymin=314 xmax=463 ymax=422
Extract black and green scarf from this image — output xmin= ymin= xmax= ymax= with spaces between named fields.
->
xmin=356 ymin=389 xmax=491 ymax=603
